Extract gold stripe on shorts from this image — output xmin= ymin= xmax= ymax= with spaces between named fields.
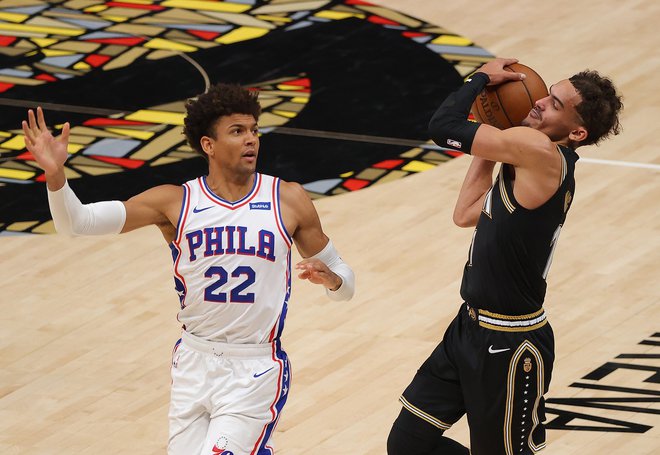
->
xmin=399 ymin=396 xmax=452 ymax=430
xmin=504 ymin=341 xmax=546 ymax=455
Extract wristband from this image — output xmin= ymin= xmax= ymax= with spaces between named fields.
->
xmin=310 ymin=240 xmax=355 ymax=301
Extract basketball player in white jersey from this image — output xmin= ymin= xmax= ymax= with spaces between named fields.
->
xmin=22 ymin=83 xmax=355 ymax=455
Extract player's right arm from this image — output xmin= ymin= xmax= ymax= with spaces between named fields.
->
xmin=121 ymin=185 xmax=182 ymax=238
xmin=23 ymin=107 xmax=181 ymax=241
xmin=280 ymin=180 xmax=355 ymax=301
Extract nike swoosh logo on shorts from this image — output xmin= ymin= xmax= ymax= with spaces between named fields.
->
xmin=192 ymin=205 xmax=213 ymax=213
xmin=488 ymin=345 xmax=511 ymax=354
xmin=253 ymin=367 xmax=274 ymax=378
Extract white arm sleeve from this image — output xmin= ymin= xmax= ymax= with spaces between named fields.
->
xmin=310 ymin=239 xmax=355 ymax=301
xmin=47 ymin=180 xmax=126 ymax=236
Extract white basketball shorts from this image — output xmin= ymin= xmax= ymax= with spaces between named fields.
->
xmin=168 ymin=331 xmax=291 ymax=455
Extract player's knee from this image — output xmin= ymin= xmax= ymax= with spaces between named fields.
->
xmin=432 ymin=437 xmax=470 ymax=455
xmin=388 ymin=425 xmax=426 ymax=455
xmin=388 ymin=408 xmax=444 ymax=455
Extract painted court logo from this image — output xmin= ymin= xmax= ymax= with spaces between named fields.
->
xmin=0 ymin=0 xmax=490 ymax=235
xmin=250 ymin=202 xmax=271 ymax=210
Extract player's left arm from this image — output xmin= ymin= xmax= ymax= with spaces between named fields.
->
xmin=427 ymin=57 xmax=534 ymax=164
xmin=428 ymin=57 xmax=561 ymax=206
xmin=280 ymin=181 xmax=355 ymax=301
xmin=453 ymin=156 xmax=496 ymax=227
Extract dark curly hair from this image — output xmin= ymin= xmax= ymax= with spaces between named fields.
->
xmin=569 ymin=71 xmax=623 ymax=146
xmin=183 ymin=83 xmax=261 ymax=157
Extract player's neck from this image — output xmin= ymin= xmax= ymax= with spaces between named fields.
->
xmin=206 ymin=171 xmax=256 ymax=202
xmin=555 ymin=138 xmax=578 ymax=150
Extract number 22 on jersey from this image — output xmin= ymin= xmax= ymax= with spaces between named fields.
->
xmin=204 ymin=265 xmax=256 ymax=303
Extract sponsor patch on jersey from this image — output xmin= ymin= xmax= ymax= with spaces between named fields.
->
xmin=250 ymin=202 xmax=271 ymax=210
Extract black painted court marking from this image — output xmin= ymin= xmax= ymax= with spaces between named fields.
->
xmin=2 ymin=97 xmax=658 ymax=171
xmin=269 ymin=126 xmax=445 ymax=151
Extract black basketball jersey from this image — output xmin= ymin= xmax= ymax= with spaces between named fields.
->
xmin=460 ymin=145 xmax=579 ymax=314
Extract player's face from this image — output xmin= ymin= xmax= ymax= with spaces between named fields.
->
xmin=203 ymin=114 xmax=259 ymax=176
xmin=522 ymin=79 xmax=586 ymax=144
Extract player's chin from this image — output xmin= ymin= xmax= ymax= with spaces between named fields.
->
xmin=237 ymin=162 xmax=257 ymax=176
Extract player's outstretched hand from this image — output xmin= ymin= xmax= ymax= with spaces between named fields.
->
xmin=295 ymin=258 xmax=342 ymax=291
xmin=476 ymin=57 xmax=526 ymax=86
xmin=22 ymin=106 xmax=70 ymax=177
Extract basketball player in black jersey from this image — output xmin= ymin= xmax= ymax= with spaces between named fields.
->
xmin=387 ymin=58 xmax=623 ymax=455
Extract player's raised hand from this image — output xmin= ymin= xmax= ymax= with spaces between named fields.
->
xmin=295 ymin=258 xmax=342 ymax=291
xmin=476 ymin=57 xmax=526 ymax=86
xmin=22 ymin=107 xmax=70 ymax=178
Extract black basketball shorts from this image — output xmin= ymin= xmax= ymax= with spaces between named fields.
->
xmin=399 ymin=302 xmax=555 ymax=455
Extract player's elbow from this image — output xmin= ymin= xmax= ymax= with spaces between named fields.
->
xmin=428 ymin=113 xmax=479 ymax=153
xmin=428 ymin=112 xmax=452 ymax=146
xmin=50 ymin=214 xmax=80 ymax=237
xmin=453 ymin=209 xmax=478 ymax=228
xmin=53 ymin=225 xmax=78 ymax=237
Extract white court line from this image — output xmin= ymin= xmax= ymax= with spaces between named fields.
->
xmin=580 ymin=157 xmax=660 ymax=171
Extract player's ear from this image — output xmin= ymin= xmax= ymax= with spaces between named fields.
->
xmin=200 ymin=136 xmax=214 ymax=157
xmin=569 ymin=126 xmax=588 ymax=144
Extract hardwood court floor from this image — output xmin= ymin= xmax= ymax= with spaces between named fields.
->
xmin=2 ymin=0 xmax=659 ymax=453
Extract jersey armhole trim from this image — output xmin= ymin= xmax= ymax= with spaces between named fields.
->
xmin=557 ymin=145 xmax=568 ymax=186
xmin=272 ymin=178 xmax=293 ymax=247
xmin=498 ymin=165 xmax=517 ymax=213
xmin=173 ymin=182 xmax=191 ymax=246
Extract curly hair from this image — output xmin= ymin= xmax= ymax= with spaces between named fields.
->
xmin=183 ymin=83 xmax=261 ymax=157
xmin=569 ymin=71 xmax=623 ymax=146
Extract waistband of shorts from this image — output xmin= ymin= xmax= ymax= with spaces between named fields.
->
xmin=465 ymin=303 xmax=547 ymax=332
xmin=181 ymin=331 xmax=274 ymax=358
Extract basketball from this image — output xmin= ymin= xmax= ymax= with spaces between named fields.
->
xmin=470 ymin=63 xmax=548 ymax=129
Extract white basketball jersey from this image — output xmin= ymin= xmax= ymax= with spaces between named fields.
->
xmin=170 ymin=173 xmax=292 ymax=344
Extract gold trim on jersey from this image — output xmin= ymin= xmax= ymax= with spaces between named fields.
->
xmin=399 ymin=396 xmax=452 ymax=430
xmin=481 ymin=185 xmax=494 ymax=219
xmin=504 ymin=341 xmax=546 ymax=455
xmin=557 ymin=145 xmax=567 ymax=184
xmin=498 ymin=166 xmax=516 ymax=213
xmin=564 ymin=190 xmax=572 ymax=214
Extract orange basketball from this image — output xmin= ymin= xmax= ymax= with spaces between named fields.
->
xmin=470 ymin=63 xmax=548 ymax=129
